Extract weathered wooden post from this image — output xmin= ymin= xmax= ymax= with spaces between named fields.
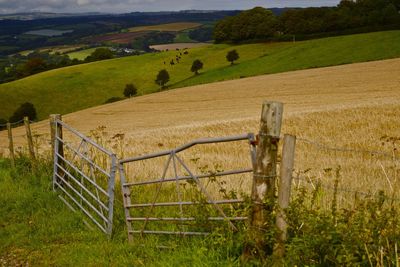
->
xmin=7 ymin=123 xmax=15 ymax=168
xmin=273 ymin=134 xmax=296 ymax=259
xmin=50 ymin=114 xmax=63 ymax=159
xmin=24 ymin=117 xmax=36 ymax=160
xmin=50 ymin=114 xmax=64 ymax=188
xmin=244 ymin=101 xmax=283 ymax=259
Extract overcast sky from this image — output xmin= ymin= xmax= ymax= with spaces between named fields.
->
xmin=0 ymin=0 xmax=341 ymax=14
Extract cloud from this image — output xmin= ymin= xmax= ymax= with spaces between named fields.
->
xmin=0 ymin=0 xmax=341 ymax=14
xmin=77 ymin=0 xmax=91 ymax=6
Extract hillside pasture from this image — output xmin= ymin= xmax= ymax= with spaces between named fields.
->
xmin=150 ymin=42 xmax=210 ymax=51
xmin=2 ymin=57 xmax=399 ymax=153
xmin=17 ymin=45 xmax=85 ymax=56
xmin=0 ymin=31 xmax=400 ymax=121
xmin=128 ymin=22 xmax=202 ymax=32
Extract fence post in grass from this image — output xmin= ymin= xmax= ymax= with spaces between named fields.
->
xmin=7 ymin=123 xmax=15 ymax=168
xmin=50 ymin=114 xmax=63 ymax=159
xmin=24 ymin=117 xmax=36 ymax=160
xmin=273 ymin=134 xmax=296 ymax=259
xmin=50 ymin=114 xmax=64 ymax=188
xmin=244 ymin=101 xmax=283 ymax=259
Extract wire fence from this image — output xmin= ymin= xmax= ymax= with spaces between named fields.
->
xmin=0 ymin=117 xmax=398 ymax=205
xmin=297 ymin=137 xmax=398 ymax=160
xmin=291 ymin=136 xmax=400 ymax=206
xmin=293 ymin=174 xmax=400 ymax=202
xmin=0 ymin=119 xmax=36 ymax=131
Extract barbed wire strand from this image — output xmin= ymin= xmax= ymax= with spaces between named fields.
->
xmin=0 ymin=119 xmax=35 ymax=127
xmin=294 ymin=175 xmax=400 ymax=202
xmin=297 ymin=137 xmax=398 ymax=160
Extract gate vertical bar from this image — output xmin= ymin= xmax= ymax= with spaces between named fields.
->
xmin=120 ymin=163 xmax=134 ymax=242
xmin=50 ymin=114 xmax=63 ymax=189
xmin=107 ymin=154 xmax=117 ymax=237
xmin=7 ymin=122 xmax=15 ymax=168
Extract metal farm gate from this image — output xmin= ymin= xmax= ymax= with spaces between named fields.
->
xmin=52 ymin=117 xmax=117 ymax=236
xmin=118 ymin=133 xmax=257 ymax=241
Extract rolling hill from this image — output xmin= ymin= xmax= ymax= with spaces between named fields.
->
xmin=1 ymin=30 xmax=400 ymax=121
xmin=1 ymin=57 xmax=399 ymax=154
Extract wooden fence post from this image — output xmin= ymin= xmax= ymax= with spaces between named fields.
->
xmin=24 ymin=117 xmax=36 ymax=160
xmin=7 ymin=123 xmax=15 ymax=168
xmin=244 ymin=101 xmax=283 ymax=259
xmin=50 ymin=114 xmax=63 ymax=160
xmin=273 ymin=134 xmax=296 ymax=259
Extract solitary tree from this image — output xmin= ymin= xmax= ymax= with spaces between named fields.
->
xmin=226 ymin=49 xmax=239 ymax=65
xmin=123 ymin=83 xmax=137 ymax=97
xmin=191 ymin=59 xmax=203 ymax=75
xmin=85 ymin=48 xmax=114 ymax=62
xmin=155 ymin=69 xmax=170 ymax=89
xmin=9 ymin=102 xmax=37 ymax=123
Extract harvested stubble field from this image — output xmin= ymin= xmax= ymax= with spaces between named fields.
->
xmin=1 ymin=58 xmax=400 ymax=204
xmin=128 ymin=22 xmax=202 ymax=32
xmin=86 ymin=31 xmax=149 ymax=44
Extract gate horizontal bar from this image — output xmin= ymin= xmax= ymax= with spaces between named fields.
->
xmin=58 ymin=195 xmax=95 ymax=231
xmin=127 ymin=217 xmax=248 ymax=221
xmin=120 ymin=133 xmax=254 ymax=164
xmin=129 ymin=230 xmax=209 ymax=236
xmin=127 ymin=199 xmax=244 ymax=208
xmin=55 ymin=162 xmax=109 ymax=211
xmin=54 ymin=181 xmax=108 ymax=234
xmin=57 ymin=153 xmax=109 ymax=197
xmin=57 ymin=137 xmax=110 ymax=177
xmin=55 ymin=173 xmax=109 ymax=223
xmin=56 ymin=120 xmax=114 ymax=156
xmin=123 ymin=168 xmax=253 ymax=187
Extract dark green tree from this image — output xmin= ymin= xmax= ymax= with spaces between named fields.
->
xmin=226 ymin=50 xmax=239 ymax=65
xmin=155 ymin=69 xmax=170 ymax=89
xmin=123 ymin=83 xmax=138 ymax=97
xmin=9 ymin=102 xmax=37 ymax=123
xmin=85 ymin=48 xmax=114 ymax=62
xmin=190 ymin=59 xmax=204 ymax=75
xmin=0 ymin=118 xmax=7 ymax=131
xmin=214 ymin=7 xmax=277 ymax=42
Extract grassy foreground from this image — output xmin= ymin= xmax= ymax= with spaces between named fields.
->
xmin=1 ymin=30 xmax=400 ymax=120
xmin=1 ymin=148 xmax=399 ymax=265
xmin=0 ymin=157 xmax=242 ymax=266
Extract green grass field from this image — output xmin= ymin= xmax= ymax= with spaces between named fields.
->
xmin=1 ymin=153 xmax=399 ymax=265
xmin=0 ymin=158 xmax=241 ymax=266
xmin=1 ymin=30 xmax=400 ymax=120
xmin=67 ymin=47 xmax=107 ymax=60
xmin=173 ymin=31 xmax=196 ymax=43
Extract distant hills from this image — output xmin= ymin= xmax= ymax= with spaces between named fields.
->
xmin=0 ymin=12 xmax=105 ymax=20
xmin=0 ymin=9 xmax=291 ymax=21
